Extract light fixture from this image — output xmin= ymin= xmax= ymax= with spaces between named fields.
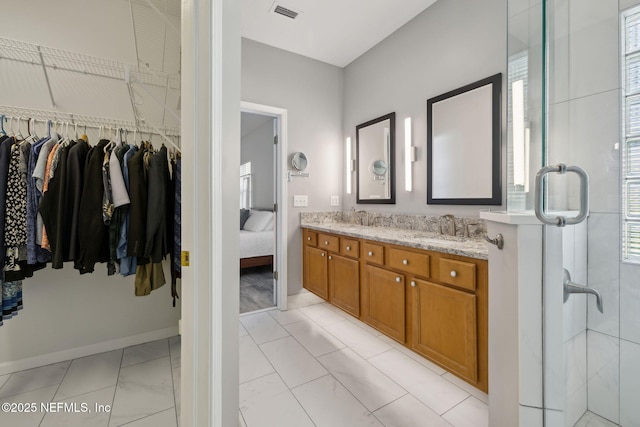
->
xmin=512 ymin=80 xmax=529 ymax=191
xmin=404 ymin=117 xmax=415 ymax=191
xmin=346 ymin=137 xmax=352 ymax=194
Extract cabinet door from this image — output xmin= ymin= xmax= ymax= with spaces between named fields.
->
xmin=328 ymin=254 xmax=360 ymax=317
xmin=411 ymin=279 xmax=478 ymax=382
xmin=304 ymin=246 xmax=328 ymax=299
xmin=362 ymin=265 xmax=405 ymax=342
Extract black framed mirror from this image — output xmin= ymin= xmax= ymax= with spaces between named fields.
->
xmin=427 ymin=73 xmax=502 ymax=205
xmin=356 ymin=112 xmax=396 ymax=204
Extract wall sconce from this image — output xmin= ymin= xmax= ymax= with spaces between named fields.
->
xmin=405 ymin=117 xmax=415 ymax=191
xmin=346 ymin=137 xmax=353 ymax=194
xmin=512 ymin=80 xmax=530 ymax=192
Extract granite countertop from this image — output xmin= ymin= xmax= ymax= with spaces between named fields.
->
xmin=301 ymin=222 xmax=488 ymax=260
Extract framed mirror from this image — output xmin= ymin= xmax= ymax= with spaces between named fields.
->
xmin=356 ymin=112 xmax=396 ymax=204
xmin=427 ymin=73 xmax=502 ymax=205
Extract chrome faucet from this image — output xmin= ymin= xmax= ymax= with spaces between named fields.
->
xmin=440 ymin=214 xmax=456 ymax=236
xmin=563 ymin=268 xmax=603 ymax=313
xmin=356 ymin=210 xmax=368 ymax=226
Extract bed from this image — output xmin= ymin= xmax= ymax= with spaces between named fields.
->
xmin=239 ymin=230 xmax=274 ymax=268
xmin=239 ymin=210 xmax=275 ymax=268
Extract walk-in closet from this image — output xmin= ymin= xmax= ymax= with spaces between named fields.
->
xmin=0 ymin=1 xmax=184 ymax=425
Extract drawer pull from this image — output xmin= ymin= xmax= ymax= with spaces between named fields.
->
xmin=368 ymin=251 xmax=374 ymax=256
xmin=328 ymin=255 xmax=332 ymax=260
xmin=395 ymin=277 xmax=402 ymax=283
xmin=410 ymin=281 xmax=416 ymax=287
xmin=307 ymin=236 xmax=311 ymax=241
xmin=324 ymin=241 xmax=329 ymax=245
xmin=346 ymin=246 xmax=351 ymax=251
xmin=450 ymin=270 xmax=457 ymax=277
xmin=321 ymin=253 xmax=325 ymax=257
xmin=402 ymin=259 xmax=409 ymax=265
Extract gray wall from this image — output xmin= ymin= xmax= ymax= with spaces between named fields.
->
xmin=242 ymin=38 xmax=344 ymax=294
xmin=241 ymin=115 xmax=275 ymax=210
xmin=343 ymin=0 xmax=507 ymax=217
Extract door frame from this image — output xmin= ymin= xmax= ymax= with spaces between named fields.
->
xmin=241 ymin=101 xmax=288 ymax=310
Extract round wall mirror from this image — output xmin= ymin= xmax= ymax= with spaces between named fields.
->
xmin=291 ymin=152 xmax=308 ymax=171
xmin=370 ymin=159 xmax=387 ymax=176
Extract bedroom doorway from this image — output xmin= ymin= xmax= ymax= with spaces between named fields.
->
xmin=239 ymin=102 xmax=288 ymax=313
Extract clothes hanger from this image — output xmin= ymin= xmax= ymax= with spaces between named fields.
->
xmin=0 ymin=115 xmax=6 ymax=136
xmin=46 ymin=119 xmax=52 ymax=139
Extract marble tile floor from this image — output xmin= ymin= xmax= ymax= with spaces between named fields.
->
xmin=239 ymin=289 xmax=489 ymax=427
xmin=0 ymin=336 xmax=182 ymax=427
xmin=0 ymin=289 xmax=489 ymax=427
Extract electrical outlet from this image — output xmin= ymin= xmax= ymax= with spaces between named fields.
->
xmin=293 ymin=195 xmax=308 ymax=207
xmin=330 ymin=195 xmax=339 ymax=206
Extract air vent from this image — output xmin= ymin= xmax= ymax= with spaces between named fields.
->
xmin=273 ymin=5 xmax=299 ymax=19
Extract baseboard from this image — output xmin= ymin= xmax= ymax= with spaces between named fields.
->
xmin=0 ymin=326 xmax=179 ymax=376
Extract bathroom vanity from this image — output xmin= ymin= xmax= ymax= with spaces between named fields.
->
xmin=301 ymin=218 xmax=488 ymax=393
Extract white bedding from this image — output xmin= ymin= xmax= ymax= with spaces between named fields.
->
xmin=239 ymin=230 xmax=274 ymax=259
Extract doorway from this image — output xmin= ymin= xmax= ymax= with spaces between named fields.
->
xmin=240 ymin=102 xmax=288 ymax=313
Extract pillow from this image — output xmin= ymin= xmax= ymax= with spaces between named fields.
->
xmin=263 ymin=213 xmax=275 ymax=231
xmin=240 ymin=209 xmax=250 ymax=229
xmin=243 ymin=210 xmax=274 ymax=232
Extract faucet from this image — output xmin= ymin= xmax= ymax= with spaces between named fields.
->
xmin=563 ymin=268 xmax=603 ymax=313
xmin=439 ymin=214 xmax=456 ymax=236
xmin=356 ymin=210 xmax=368 ymax=226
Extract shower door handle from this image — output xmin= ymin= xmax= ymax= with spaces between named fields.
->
xmin=535 ymin=163 xmax=589 ymax=227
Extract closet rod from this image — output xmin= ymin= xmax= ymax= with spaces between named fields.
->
xmin=0 ymin=105 xmax=180 ymax=140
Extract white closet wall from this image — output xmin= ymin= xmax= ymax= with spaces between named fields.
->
xmin=0 ymin=0 xmax=181 ymax=372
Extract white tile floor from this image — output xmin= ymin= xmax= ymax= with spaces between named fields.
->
xmin=0 ymin=337 xmax=181 ymax=427
xmin=0 ymin=291 xmax=490 ymax=427
xmin=238 ymin=291 xmax=489 ymax=427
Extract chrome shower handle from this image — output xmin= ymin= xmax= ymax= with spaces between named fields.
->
xmin=535 ymin=163 xmax=589 ymax=227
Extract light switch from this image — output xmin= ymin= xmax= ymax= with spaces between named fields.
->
xmin=293 ymin=195 xmax=308 ymax=207
xmin=330 ymin=195 xmax=339 ymax=206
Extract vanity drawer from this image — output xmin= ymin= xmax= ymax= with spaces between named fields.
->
xmin=362 ymin=242 xmax=385 ymax=265
xmin=340 ymin=238 xmax=360 ymax=258
xmin=438 ymin=258 xmax=477 ymax=291
xmin=303 ymin=229 xmax=318 ymax=247
xmin=318 ymin=234 xmax=340 ymax=253
xmin=388 ymin=248 xmax=430 ymax=278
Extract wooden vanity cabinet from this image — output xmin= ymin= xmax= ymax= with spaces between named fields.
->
xmin=361 ymin=264 xmax=405 ymax=342
xmin=411 ymin=278 xmax=478 ymax=382
xmin=303 ymin=230 xmax=360 ymax=316
xmin=301 ymin=227 xmax=488 ymax=393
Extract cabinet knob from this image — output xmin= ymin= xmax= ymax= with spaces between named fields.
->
xmin=395 ymin=277 xmax=402 ymax=283
xmin=328 ymin=255 xmax=332 ymax=260
xmin=402 ymin=259 xmax=408 ymax=265
xmin=325 ymin=241 xmax=329 ymax=245
xmin=346 ymin=246 xmax=351 ymax=251
xmin=450 ymin=270 xmax=457 ymax=277
xmin=307 ymin=236 xmax=311 ymax=241
xmin=410 ymin=281 xmax=416 ymax=287
xmin=321 ymin=252 xmax=325 ymax=257
xmin=368 ymin=251 xmax=374 ymax=256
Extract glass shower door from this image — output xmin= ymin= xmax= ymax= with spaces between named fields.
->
xmin=508 ymin=0 xmax=636 ymax=425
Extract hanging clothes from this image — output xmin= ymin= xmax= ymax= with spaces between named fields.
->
xmin=75 ymin=139 xmax=110 ymax=274
xmin=64 ymin=138 xmax=90 ymax=261
xmin=5 ymin=141 xmax=29 ymax=281
xmin=26 ymin=134 xmax=51 ymax=265
xmin=126 ymin=146 xmax=148 ymax=259
xmin=39 ymin=140 xmax=76 ymax=268
xmin=117 ymin=144 xmax=137 ymax=276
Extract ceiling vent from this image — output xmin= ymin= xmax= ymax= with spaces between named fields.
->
xmin=273 ymin=4 xmax=299 ymax=19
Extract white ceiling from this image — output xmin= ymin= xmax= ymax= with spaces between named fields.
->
xmin=241 ymin=0 xmax=439 ymax=68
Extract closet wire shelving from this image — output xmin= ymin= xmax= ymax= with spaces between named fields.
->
xmin=0 ymin=37 xmax=181 ymax=149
